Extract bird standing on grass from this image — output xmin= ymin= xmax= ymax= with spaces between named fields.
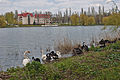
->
xmin=32 ymin=57 xmax=41 ymax=63
xmin=56 ymin=51 xmax=61 ymax=58
xmin=22 ymin=50 xmax=31 ymax=66
xmin=41 ymin=49 xmax=47 ymax=61
xmin=81 ymin=42 xmax=89 ymax=51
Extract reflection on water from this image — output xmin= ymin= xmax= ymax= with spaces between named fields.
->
xmin=0 ymin=26 xmax=117 ymax=71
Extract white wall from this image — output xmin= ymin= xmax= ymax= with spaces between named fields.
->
xmin=18 ymin=15 xmax=51 ymax=25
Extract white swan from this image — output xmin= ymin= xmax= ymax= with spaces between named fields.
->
xmin=56 ymin=51 xmax=61 ymax=58
xmin=22 ymin=51 xmax=31 ymax=66
xmin=41 ymin=50 xmax=47 ymax=61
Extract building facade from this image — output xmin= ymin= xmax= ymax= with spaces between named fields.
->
xmin=18 ymin=12 xmax=51 ymax=25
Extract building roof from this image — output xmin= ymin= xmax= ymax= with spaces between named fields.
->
xmin=18 ymin=13 xmax=33 ymax=17
xmin=35 ymin=14 xmax=50 ymax=18
xmin=18 ymin=12 xmax=50 ymax=18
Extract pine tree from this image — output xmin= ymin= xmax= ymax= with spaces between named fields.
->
xmin=98 ymin=6 xmax=102 ymax=24
xmin=88 ymin=7 xmax=90 ymax=16
xmin=81 ymin=8 xmax=84 ymax=14
xmin=65 ymin=9 xmax=69 ymax=24
xmin=102 ymin=6 xmax=105 ymax=16
xmin=15 ymin=10 xmax=18 ymax=19
xmin=69 ymin=8 xmax=72 ymax=24
xmin=91 ymin=7 xmax=95 ymax=16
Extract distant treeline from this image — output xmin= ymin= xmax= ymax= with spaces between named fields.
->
xmin=0 ymin=6 xmax=120 ymax=27
xmin=52 ymin=7 xmax=120 ymax=26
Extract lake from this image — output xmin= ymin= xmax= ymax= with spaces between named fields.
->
xmin=0 ymin=26 xmax=117 ymax=71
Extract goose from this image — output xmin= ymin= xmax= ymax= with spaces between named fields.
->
xmin=41 ymin=49 xmax=53 ymax=62
xmin=49 ymin=51 xmax=59 ymax=60
xmin=46 ymin=50 xmax=55 ymax=61
xmin=41 ymin=50 xmax=47 ymax=61
xmin=32 ymin=57 xmax=41 ymax=62
xmin=22 ymin=50 xmax=31 ymax=66
xmin=46 ymin=53 xmax=53 ymax=62
xmin=56 ymin=51 xmax=61 ymax=58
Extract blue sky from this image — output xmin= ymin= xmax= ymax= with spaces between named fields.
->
xmin=0 ymin=0 xmax=119 ymax=14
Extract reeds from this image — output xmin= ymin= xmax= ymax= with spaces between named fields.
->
xmin=54 ymin=37 xmax=82 ymax=54
xmin=54 ymin=38 xmax=74 ymax=54
xmin=54 ymin=31 xmax=120 ymax=54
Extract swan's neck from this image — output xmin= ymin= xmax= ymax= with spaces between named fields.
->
xmin=56 ymin=51 xmax=61 ymax=55
xmin=24 ymin=53 xmax=29 ymax=59
xmin=83 ymin=42 xmax=85 ymax=46
xmin=41 ymin=50 xmax=44 ymax=56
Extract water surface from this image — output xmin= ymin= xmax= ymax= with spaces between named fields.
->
xmin=0 ymin=26 xmax=116 ymax=71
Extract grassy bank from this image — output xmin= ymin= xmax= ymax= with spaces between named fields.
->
xmin=59 ymin=23 xmax=100 ymax=26
xmin=18 ymin=25 xmax=42 ymax=27
xmin=0 ymin=24 xmax=106 ymax=28
xmin=0 ymin=25 xmax=42 ymax=28
xmin=0 ymin=41 xmax=120 ymax=80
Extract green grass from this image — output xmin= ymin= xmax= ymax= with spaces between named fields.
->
xmin=1 ymin=24 xmax=42 ymax=28
xmin=89 ymin=41 xmax=120 ymax=52
xmin=2 ymin=41 xmax=120 ymax=80
xmin=18 ymin=24 xmax=42 ymax=27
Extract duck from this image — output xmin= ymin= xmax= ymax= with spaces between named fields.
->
xmin=22 ymin=50 xmax=31 ymax=66
xmin=100 ymin=43 xmax=106 ymax=48
xmin=81 ymin=42 xmax=89 ymax=51
xmin=99 ymin=39 xmax=106 ymax=48
xmin=104 ymin=40 xmax=111 ymax=43
xmin=118 ymin=38 xmax=120 ymax=41
xmin=99 ymin=39 xmax=105 ymax=44
xmin=32 ymin=57 xmax=41 ymax=62
xmin=110 ymin=38 xmax=117 ymax=43
xmin=73 ymin=47 xmax=83 ymax=55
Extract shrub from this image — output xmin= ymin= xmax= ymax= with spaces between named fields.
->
xmin=24 ymin=61 xmax=47 ymax=79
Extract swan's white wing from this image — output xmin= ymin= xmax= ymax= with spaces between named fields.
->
xmin=42 ymin=55 xmax=47 ymax=61
xmin=22 ymin=59 xmax=30 ymax=66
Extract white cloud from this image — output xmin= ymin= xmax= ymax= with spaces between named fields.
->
xmin=13 ymin=0 xmax=54 ymax=7
xmin=55 ymin=0 xmax=69 ymax=2
xmin=106 ymin=0 xmax=112 ymax=3
xmin=0 ymin=0 xmax=119 ymax=14
xmin=0 ymin=0 xmax=10 ymax=4
xmin=90 ymin=3 xmax=102 ymax=7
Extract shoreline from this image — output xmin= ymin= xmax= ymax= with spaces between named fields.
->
xmin=1 ymin=40 xmax=120 ymax=79
xmin=0 ymin=25 xmax=116 ymax=29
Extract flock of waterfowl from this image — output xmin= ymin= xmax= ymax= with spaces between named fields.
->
xmin=22 ymin=49 xmax=61 ymax=66
xmin=22 ymin=38 xmax=120 ymax=66
xmin=72 ymin=38 xmax=119 ymax=55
